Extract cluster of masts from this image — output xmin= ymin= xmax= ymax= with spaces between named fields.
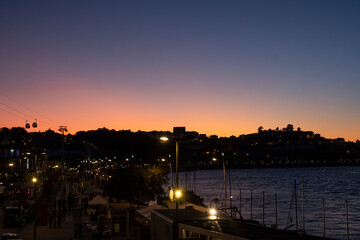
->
xmin=25 ymin=119 xmax=37 ymax=129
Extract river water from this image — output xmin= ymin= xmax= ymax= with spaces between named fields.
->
xmin=175 ymin=166 xmax=360 ymax=240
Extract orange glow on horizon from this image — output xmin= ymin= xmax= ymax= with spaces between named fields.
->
xmin=0 ymin=81 xmax=359 ymax=142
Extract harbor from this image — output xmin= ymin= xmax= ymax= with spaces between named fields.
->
xmin=174 ymin=166 xmax=360 ymax=239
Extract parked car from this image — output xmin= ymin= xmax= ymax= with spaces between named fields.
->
xmin=1 ymin=233 xmax=22 ymax=240
xmin=3 ymin=206 xmax=21 ymax=228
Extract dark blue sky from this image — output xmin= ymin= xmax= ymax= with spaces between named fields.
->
xmin=1 ymin=1 xmax=359 ymax=140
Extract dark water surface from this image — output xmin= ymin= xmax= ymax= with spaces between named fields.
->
xmin=175 ymin=166 xmax=360 ymax=239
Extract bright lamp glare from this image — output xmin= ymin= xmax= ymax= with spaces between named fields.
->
xmin=32 ymin=177 xmax=37 ymax=183
xmin=175 ymin=190 xmax=182 ymax=198
xmin=160 ymin=137 xmax=169 ymax=141
xmin=209 ymin=208 xmax=217 ymax=215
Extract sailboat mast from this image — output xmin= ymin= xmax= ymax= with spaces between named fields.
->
xmin=223 ymin=152 xmax=227 ymax=215
xmin=302 ymin=176 xmax=305 ymax=232
xmin=229 ymin=162 xmax=232 ymax=218
xmin=193 ymin=170 xmax=196 ymax=194
xmin=295 ymin=179 xmax=298 ymax=231
xmin=170 ymin=154 xmax=173 ymax=187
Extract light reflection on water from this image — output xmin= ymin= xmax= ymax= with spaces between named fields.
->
xmin=176 ymin=166 xmax=360 ymax=240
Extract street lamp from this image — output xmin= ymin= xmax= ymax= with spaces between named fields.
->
xmin=161 ymin=130 xmax=198 ymax=240
xmin=160 ymin=136 xmax=169 ymax=142
xmin=175 ymin=189 xmax=182 ymax=199
xmin=160 ymin=137 xmax=179 ymax=192
xmin=32 ymin=177 xmax=37 ymax=240
xmin=160 ymin=136 xmax=180 ymax=240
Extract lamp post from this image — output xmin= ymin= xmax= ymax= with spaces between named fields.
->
xmin=161 ymin=137 xmax=179 ymax=188
xmin=32 ymin=177 xmax=37 ymax=240
xmin=160 ymin=137 xmax=180 ymax=240
xmin=175 ymin=141 xmax=179 ymax=195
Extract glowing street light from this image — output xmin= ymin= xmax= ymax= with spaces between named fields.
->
xmin=175 ymin=189 xmax=182 ymax=199
xmin=160 ymin=129 xmax=197 ymax=240
xmin=160 ymin=135 xmax=180 ymax=240
xmin=160 ymin=136 xmax=169 ymax=142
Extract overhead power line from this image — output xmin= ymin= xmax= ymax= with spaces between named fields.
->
xmin=0 ymin=102 xmax=34 ymax=120
xmin=0 ymin=102 xmax=57 ymax=129
xmin=0 ymin=107 xmax=27 ymax=121
xmin=0 ymin=107 xmax=55 ymax=129
xmin=0 ymin=91 xmax=62 ymax=130
xmin=0 ymin=91 xmax=61 ymax=127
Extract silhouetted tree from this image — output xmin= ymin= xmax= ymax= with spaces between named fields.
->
xmin=106 ymin=165 xmax=168 ymax=205
xmin=286 ymin=124 xmax=294 ymax=131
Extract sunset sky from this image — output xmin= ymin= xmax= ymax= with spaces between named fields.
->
xmin=1 ymin=1 xmax=359 ymax=141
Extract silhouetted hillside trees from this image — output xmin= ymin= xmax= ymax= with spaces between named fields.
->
xmin=1 ymin=126 xmax=359 ymax=169
xmin=74 ymin=128 xmax=166 ymax=163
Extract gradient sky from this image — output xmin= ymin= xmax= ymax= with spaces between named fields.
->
xmin=1 ymin=1 xmax=359 ymax=141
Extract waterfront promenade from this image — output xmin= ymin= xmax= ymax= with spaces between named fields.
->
xmin=2 ymin=169 xmax=341 ymax=240
xmin=18 ymin=214 xmax=91 ymax=240
xmin=12 ymin=174 xmax=124 ymax=240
